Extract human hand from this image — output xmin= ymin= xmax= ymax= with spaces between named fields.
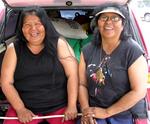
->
xmin=81 ymin=116 xmax=97 ymax=124
xmin=82 ymin=107 xmax=95 ymax=118
xmin=80 ymin=107 xmax=96 ymax=124
xmin=83 ymin=107 xmax=109 ymax=119
xmin=16 ymin=107 xmax=36 ymax=123
xmin=63 ymin=106 xmax=78 ymax=121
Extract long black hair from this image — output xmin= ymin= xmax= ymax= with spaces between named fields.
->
xmin=16 ymin=6 xmax=61 ymax=83
xmin=91 ymin=2 xmax=131 ymax=46
xmin=17 ymin=6 xmax=60 ymax=57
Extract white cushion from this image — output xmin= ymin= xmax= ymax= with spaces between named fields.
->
xmin=51 ymin=18 xmax=88 ymax=39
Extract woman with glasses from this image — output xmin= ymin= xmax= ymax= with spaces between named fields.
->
xmin=78 ymin=2 xmax=148 ymax=124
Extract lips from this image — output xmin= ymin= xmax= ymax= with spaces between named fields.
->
xmin=104 ymin=26 xmax=113 ymax=30
xmin=30 ymin=32 xmax=39 ymax=37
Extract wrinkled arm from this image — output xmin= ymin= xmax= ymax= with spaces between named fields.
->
xmin=1 ymin=43 xmax=36 ymax=123
xmin=57 ymin=37 xmax=78 ymax=120
xmin=1 ymin=43 xmax=25 ymax=111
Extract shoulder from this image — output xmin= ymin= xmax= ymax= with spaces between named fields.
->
xmin=123 ymin=38 xmax=144 ymax=53
xmin=120 ymin=38 xmax=144 ymax=57
xmin=81 ymin=42 xmax=96 ymax=63
xmin=57 ymin=37 xmax=75 ymax=58
xmin=57 ymin=37 xmax=71 ymax=51
xmin=82 ymin=42 xmax=95 ymax=53
xmin=6 ymin=43 xmax=15 ymax=52
xmin=57 ymin=36 xmax=68 ymax=46
xmin=122 ymin=38 xmax=145 ymax=67
xmin=3 ymin=43 xmax=16 ymax=64
xmin=5 ymin=43 xmax=16 ymax=58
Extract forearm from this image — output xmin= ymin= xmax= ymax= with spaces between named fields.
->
xmin=2 ymin=83 xmax=25 ymax=111
xmin=79 ymin=84 xmax=90 ymax=111
xmin=106 ymin=90 xmax=146 ymax=117
xmin=67 ymin=76 xmax=78 ymax=107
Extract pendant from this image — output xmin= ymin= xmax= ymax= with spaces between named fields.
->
xmin=96 ymin=67 xmax=105 ymax=85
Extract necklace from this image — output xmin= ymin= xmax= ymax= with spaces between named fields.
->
xmin=95 ymin=40 xmax=120 ymax=83
xmin=89 ymin=42 xmax=117 ymax=96
xmin=93 ymin=47 xmax=111 ymax=96
xmin=95 ymin=50 xmax=110 ymax=85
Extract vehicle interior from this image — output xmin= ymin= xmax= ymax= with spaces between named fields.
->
xmin=0 ymin=0 xmax=145 ymax=59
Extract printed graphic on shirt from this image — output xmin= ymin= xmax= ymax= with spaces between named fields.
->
xmin=87 ymin=56 xmax=112 ymax=95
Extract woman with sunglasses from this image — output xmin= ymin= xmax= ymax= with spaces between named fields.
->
xmin=78 ymin=2 xmax=148 ymax=124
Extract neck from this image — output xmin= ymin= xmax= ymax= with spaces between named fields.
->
xmin=27 ymin=43 xmax=44 ymax=54
xmin=101 ymin=38 xmax=120 ymax=55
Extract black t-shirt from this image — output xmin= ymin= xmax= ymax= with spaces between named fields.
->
xmin=82 ymin=38 xmax=147 ymax=118
xmin=14 ymin=41 xmax=67 ymax=114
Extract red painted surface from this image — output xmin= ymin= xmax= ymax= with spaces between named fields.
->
xmin=3 ymin=0 xmax=128 ymax=7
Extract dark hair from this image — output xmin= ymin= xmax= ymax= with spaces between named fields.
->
xmin=17 ymin=6 xmax=60 ymax=57
xmin=91 ymin=2 xmax=131 ymax=46
xmin=16 ymin=6 xmax=61 ymax=83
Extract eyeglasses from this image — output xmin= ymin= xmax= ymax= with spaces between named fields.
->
xmin=99 ymin=15 xmax=122 ymax=22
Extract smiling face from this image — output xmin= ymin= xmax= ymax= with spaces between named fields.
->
xmin=97 ymin=12 xmax=124 ymax=40
xmin=22 ymin=14 xmax=45 ymax=46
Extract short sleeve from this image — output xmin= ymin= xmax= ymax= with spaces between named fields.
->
xmin=82 ymin=42 xmax=94 ymax=64
xmin=126 ymin=39 xmax=145 ymax=68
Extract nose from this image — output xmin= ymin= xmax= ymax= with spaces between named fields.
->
xmin=105 ymin=19 xmax=112 ymax=24
xmin=30 ymin=24 xmax=37 ymax=30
